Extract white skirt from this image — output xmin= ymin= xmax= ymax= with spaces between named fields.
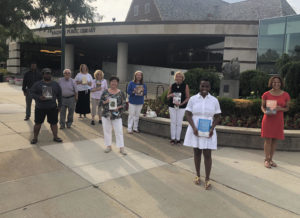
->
xmin=183 ymin=124 xmax=218 ymax=150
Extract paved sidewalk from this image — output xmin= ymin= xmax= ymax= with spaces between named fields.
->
xmin=0 ymin=82 xmax=299 ymax=218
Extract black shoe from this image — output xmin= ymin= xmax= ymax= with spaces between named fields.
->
xmin=31 ymin=138 xmax=38 ymax=144
xmin=67 ymin=125 xmax=71 ymax=128
xmin=99 ymin=120 xmax=102 ymax=124
xmin=24 ymin=117 xmax=29 ymax=121
xmin=60 ymin=126 xmax=65 ymax=129
xmin=91 ymin=120 xmax=95 ymax=125
xmin=53 ymin=137 xmax=63 ymax=142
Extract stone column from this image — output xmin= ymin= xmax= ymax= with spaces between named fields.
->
xmin=117 ymin=42 xmax=128 ymax=82
xmin=65 ymin=44 xmax=74 ymax=74
xmin=6 ymin=42 xmax=21 ymax=74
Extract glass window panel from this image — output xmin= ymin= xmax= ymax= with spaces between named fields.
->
xmin=259 ymin=17 xmax=286 ymax=36
xmin=286 ymin=15 xmax=300 ymax=34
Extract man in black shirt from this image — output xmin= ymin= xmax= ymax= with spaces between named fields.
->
xmin=30 ymin=68 xmax=62 ymax=144
xmin=22 ymin=62 xmax=42 ymax=120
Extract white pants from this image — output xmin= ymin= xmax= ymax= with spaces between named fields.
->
xmin=102 ymin=117 xmax=124 ymax=148
xmin=169 ymin=107 xmax=185 ymax=141
xmin=128 ymin=103 xmax=143 ymax=131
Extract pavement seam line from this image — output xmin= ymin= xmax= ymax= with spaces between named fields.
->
xmin=170 ymin=162 xmax=300 ymax=216
xmin=0 ymin=185 xmax=92 ymax=216
xmin=95 ymin=187 xmax=142 ymax=218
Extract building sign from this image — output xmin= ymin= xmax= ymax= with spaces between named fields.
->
xmin=48 ymin=27 xmax=96 ymax=36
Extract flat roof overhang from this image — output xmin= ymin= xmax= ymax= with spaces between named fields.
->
xmin=33 ymin=20 xmax=259 ymax=39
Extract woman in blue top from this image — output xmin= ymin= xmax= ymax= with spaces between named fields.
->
xmin=127 ymin=71 xmax=147 ymax=133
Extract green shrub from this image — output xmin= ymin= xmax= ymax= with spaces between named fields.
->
xmin=285 ymin=61 xmax=300 ymax=99
xmin=239 ymin=70 xmax=270 ymax=97
xmin=249 ymin=99 xmax=262 ymax=115
xmin=218 ymin=97 xmax=235 ymax=116
xmin=184 ymin=68 xmax=220 ymax=95
xmin=160 ymin=89 xmax=169 ymax=105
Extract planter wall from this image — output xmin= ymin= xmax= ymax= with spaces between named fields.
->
xmin=122 ymin=112 xmax=300 ymax=151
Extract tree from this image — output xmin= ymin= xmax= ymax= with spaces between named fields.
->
xmin=0 ymin=0 xmax=97 ymax=62
xmin=0 ymin=0 xmax=96 ymax=39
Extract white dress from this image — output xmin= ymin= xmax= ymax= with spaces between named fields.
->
xmin=183 ymin=93 xmax=221 ymax=150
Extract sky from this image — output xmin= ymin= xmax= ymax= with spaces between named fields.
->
xmin=30 ymin=0 xmax=300 ymax=28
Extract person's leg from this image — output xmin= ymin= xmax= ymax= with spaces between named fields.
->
xmin=112 ymin=118 xmax=125 ymax=150
xmin=95 ymin=99 xmax=101 ymax=122
xmin=203 ymin=149 xmax=212 ymax=181
xmin=169 ymin=107 xmax=176 ymax=142
xmin=194 ymin=148 xmax=202 ymax=177
xmin=60 ymin=104 xmax=67 ymax=128
xmin=193 ymin=148 xmax=202 ymax=184
xmin=67 ymin=97 xmax=76 ymax=128
xmin=48 ymin=108 xmax=62 ymax=142
xmin=127 ymin=103 xmax=135 ymax=132
xmin=175 ymin=108 xmax=185 ymax=142
xmin=270 ymin=139 xmax=278 ymax=167
xmin=25 ymin=93 xmax=32 ymax=119
xmin=31 ymin=107 xmax=45 ymax=143
xmin=102 ymin=117 xmax=112 ymax=152
xmin=91 ymin=98 xmax=96 ymax=121
xmin=133 ymin=104 xmax=143 ymax=132
xmin=264 ymin=138 xmax=272 ymax=168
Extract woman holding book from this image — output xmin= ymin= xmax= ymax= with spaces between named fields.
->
xmin=127 ymin=71 xmax=147 ymax=133
xmin=183 ymin=79 xmax=221 ymax=190
xmin=261 ymin=76 xmax=290 ymax=168
xmin=75 ymin=64 xmax=93 ymax=118
xmin=167 ymin=71 xmax=190 ymax=144
xmin=99 ymin=76 xmax=127 ymax=155
xmin=90 ymin=70 xmax=108 ymax=125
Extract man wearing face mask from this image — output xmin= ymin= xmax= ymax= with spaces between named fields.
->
xmin=30 ymin=68 xmax=62 ymax=144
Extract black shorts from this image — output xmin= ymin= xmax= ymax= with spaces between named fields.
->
xmin=35 ymin=107 xmax=58 ymax=124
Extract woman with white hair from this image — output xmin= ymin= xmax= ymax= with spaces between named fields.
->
xmin=127 ymin=70 xmax=147 ymax=133
xmin=167 ymin=71 xmax=190 ymax=145
xmin=90 ymin=70 xmax=108 ymax=125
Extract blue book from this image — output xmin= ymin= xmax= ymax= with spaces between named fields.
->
xmin=198 ymin=119 xmax=211 ymax=137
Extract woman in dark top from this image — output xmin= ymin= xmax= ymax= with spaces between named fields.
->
xmin=167 ymin=71 xmax=190 ymax=145
xmin=99 ymin=76 xmax=127 ymax=155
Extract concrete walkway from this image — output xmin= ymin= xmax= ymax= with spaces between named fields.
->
xmin=0 ymin=82 xmax=299 ymax=218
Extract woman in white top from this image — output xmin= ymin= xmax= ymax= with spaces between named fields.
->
xmin=184 ymin=79 xmax=221 ymax=190
xmin=75 ymin=64 xmax=93 ymax=118
xmin=90 ymin=70 xmax=108 ymax=125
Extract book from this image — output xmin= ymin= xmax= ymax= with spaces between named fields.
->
xmin=173 ymin=92 xmax=181 ymax=105
xmin=198 ymin=118 xmax=211 ymax=137
xmin=135 ymin=85 xmax=144 ymax=96
xmin=266 ymin=100 xmax=277 ymax=115
xmin=109 ymin=98 xmax=117 ymax=110
xmin=42 ymin=86 xmax=53 ymax=99
xmin=82 ymin=76 xmax=87 ymax=85
xmin=96 ymin=80 xmax=101 ymax=88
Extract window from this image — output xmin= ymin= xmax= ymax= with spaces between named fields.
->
xmin=145 ymin=3 xmax=150 ymax=14
xmin=134 ymin=5 xmax=139 ymax=16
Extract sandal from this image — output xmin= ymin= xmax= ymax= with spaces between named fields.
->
xmin=104 ymin=146 xmax=112 ymax=153
xmin=205 ymin=180 xmax=212 ymax=190
xmin=264 ymin=160 xmax=271 ymax=168
xmin=120 ymin=148 xmax=127 ymax=155
xmin=30 ymin=138 xmax=38 ymax=144
xmin=170 ymin=140 xmax=176 ymax=145
xmin=269 ymin=160 xmax=277 ymax=167
xmin=194 ymin=176 xmax=201 ymax=185
xmin=53 ymin=137 xmax=63 ymax=143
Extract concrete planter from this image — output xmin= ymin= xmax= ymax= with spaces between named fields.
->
xmin=14 ymin=79 xmax=23 ymax=86
xmin=8 ymin=79 xmax=15 ymax=84
xmin=122 ymin=112 xmax=300 ymax=151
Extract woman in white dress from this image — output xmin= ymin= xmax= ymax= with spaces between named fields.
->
xmin=183 ymin=79 xmax=221 ymax=190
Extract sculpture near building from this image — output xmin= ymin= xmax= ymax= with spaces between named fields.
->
xmin=219 ymin=58 xmax=240 ymax=98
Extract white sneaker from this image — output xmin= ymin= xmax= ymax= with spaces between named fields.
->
xmin=104 ymin=146 xmax=112 ymax=153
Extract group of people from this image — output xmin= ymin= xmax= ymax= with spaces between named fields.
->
xmin=22 ymin=62 xmax=290 ymax=190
